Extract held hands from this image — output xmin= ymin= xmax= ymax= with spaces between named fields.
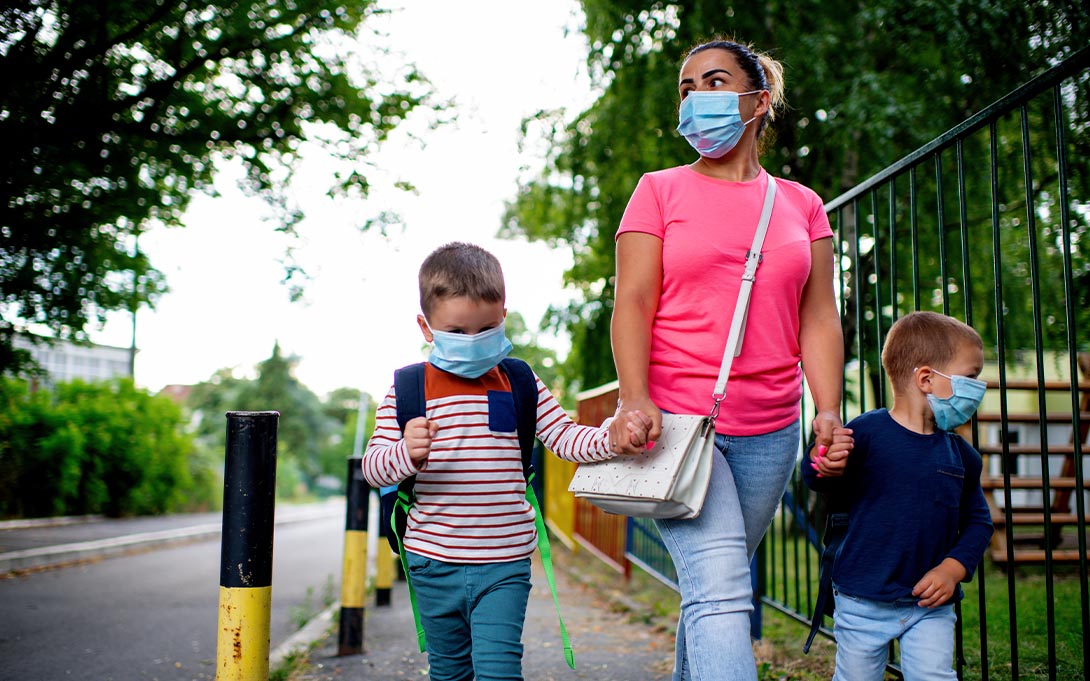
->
xmin=809 ymin=425 xmax=854 ymax=477
xmin=809 ymin=410 xmax=852 ymax=478
xmin=608 ymin=409 xmax=653 ymax=455
xmin=912 ymin=558 xmax=967 ymax=608
xmin=404 ymin=416 xmax=438 ymax=466
xmin=610 ymin=399 xmax=658 ymax=455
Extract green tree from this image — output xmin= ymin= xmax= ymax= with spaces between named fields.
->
xmin=0 ymin=0 xmax=444 ymax=373
xmin=502 ymin=0 xmax=1090 ymax=390
xmin=185 ymin=343 xmax=335 ymax=497
xmin=316 ymin=387 xmax=374 ymax=489
xmin=0 ymin=377 xmax=197 ymax=518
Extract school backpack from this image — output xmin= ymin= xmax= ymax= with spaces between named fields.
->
xmin=379 ymin=358 xmax=574 ymax=668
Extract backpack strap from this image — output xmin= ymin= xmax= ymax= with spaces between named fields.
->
xmin=804 ymin=509 xmax=849 ymax=653
xmin=498 ymin=357 xmax=538 ymax=475
xmin=389 ymin=362 xmax=427 ymax=650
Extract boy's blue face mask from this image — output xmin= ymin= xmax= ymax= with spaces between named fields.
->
xmin=926 ymin=369 xmax=987 ymax=431
xmin=676 ymin=90 xmax=760 ymax=159
xmin=427 ymin=321 xmax=513 ymax=379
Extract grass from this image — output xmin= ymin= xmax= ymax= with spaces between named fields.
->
xmin=959 ymin=561 xmax=1088 ymax=680
xmin=288 ymin=575 xmax=337 ymax=630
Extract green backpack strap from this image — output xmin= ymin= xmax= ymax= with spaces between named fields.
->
xmin=389 ymin=488 xmax=427 ymax=652
xmin=527 ymin=474 xmax=575 ymax=669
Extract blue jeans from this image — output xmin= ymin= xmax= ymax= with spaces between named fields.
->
xmin=405 ymin=552 xmax=532 ymax=681
xmin=832 ymin=591 xmax=957 ymax=681
xmin=654 ymin=421 xmax=800 ymax=681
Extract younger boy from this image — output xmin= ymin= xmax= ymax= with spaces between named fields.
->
xmin=801 ymin=311 xmax=994 ymax=680
xmin=363 ymin=242 xmax=647 ymax=680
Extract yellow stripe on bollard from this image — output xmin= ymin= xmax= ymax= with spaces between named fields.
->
xmin=340 ymin=529 xmax=368 ymax=609
xmin=216 ymin=585 xmax=272 ymax=681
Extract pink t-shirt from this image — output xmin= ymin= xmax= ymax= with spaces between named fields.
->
xmin=617 ymin=166 xmax=833 ymax=435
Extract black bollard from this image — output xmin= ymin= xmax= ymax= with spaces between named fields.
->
xmin=338 ymin=457 xmax=368 ymax=656
xmin=215 ymin=411 xmax=279 ymax=681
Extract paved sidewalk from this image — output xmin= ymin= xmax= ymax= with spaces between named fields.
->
xmin=288 ymin=552 xmax=676 ymax=680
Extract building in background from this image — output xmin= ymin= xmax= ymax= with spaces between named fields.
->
xmin=13 ymin=333 xmax=133 ymax=385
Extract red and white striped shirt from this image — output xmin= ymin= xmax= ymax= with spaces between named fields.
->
xmin=362 ymin=363 xmax=614 ymax=563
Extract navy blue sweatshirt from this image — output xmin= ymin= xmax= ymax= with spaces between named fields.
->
xmin=801 ymin=409 xmax=993 ymax=602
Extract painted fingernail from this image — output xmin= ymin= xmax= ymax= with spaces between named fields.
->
xmin=817 ymin=445 xmax=828 ymax=457
xmin=810 ymin=463 xmax=819 ymax=471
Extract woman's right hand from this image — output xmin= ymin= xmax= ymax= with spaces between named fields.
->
xmin=611 ymin=394 xmax=662 ymax=455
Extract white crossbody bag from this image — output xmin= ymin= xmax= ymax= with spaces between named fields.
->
xmin=568 ymin=177 xmax=778 ymax=519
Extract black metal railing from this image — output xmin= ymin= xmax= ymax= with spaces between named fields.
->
xmin=765 ymin=45 xmax=1090 ymax=680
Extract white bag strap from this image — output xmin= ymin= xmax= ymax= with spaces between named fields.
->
xmin=710 ymin=175 xmax=777 ymax=418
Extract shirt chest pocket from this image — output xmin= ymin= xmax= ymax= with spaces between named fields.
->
xmin=487 ymin=390 xmax=517 ymax=433
xmin=934 ymin=464 xmax=965 ymax=508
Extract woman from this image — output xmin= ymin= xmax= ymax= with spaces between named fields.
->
xmin=607 ymin=39 xmax=846 ymax=680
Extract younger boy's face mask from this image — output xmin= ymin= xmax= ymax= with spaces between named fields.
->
xmin=926 ymin=370 xmax=987 ymax=431
xmin=427 ymin=321 xmax=513 ymax=379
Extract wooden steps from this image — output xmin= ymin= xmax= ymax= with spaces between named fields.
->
xmin=975 ymin=353 xmax=1090 ymax=566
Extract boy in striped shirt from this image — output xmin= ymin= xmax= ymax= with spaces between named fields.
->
xmin=363 ymin=242 xmax=648 ymax=680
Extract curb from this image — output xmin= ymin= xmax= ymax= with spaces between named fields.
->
xmin=0 ymin=502 xmax=344 ymax=574
xmin=0 ymin=523 xmax=222 ymax=573
xmin=270 ymin=602 xmax=338 ymax=669
xmin=0 ymin=515 xmax=105 ymax=530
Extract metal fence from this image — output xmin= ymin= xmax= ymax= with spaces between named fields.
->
xmin=561 ymin=45 xmax=1090 ymax=679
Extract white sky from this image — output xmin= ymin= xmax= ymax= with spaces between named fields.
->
xmin=91 ymin=1 xmax=597 ymax=400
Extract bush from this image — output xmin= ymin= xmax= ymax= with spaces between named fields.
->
xmin=0 ymin=377 xmax=201 ymax=518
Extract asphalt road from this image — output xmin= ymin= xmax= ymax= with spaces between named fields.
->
xmin=0 ymin=504 xmax=346 ymax=681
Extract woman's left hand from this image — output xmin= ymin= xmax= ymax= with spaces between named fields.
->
xmin=811 ymin=410 xmax=842 ymax=449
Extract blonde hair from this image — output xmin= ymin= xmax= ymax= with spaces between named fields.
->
xmin=881 ymin=311 xmax=983 ymax=392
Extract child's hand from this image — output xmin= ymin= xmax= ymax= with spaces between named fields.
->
xmin=404 ymin=416 xmax=438 ymax=466
xmin=912 ymin=558 xmax=966 ymax=608
xmin=810 ymin=426 xmax=854 ymax=477
xmin=609 ymin=410 xmax=652 ymax=454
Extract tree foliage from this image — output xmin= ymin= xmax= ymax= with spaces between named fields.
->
xmin=0 ymin=0 xmax=442 ymax=372
xmin=186 ymin=341 xmax=335 ymax=496
xmin=502 ymin=0 xmax=1090 ymax=391
xmin=0 ymin=376 xmax=199 ymax=517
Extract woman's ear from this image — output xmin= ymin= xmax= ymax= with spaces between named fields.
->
xmin=753 ymin=90 xmax=771 ymax=119
xmin=417 ymin=314 xmax=433 ymax=343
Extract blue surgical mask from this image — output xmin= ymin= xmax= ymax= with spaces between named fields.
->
xmin=676 ymin=90 xmax=760 ymax=159
xmin=926 ymin=369 xmax=987 ymax=431
xmin=427 ymin=320 xmax=513 ymax=379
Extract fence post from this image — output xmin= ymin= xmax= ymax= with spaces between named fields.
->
xmin=338 ymin=456 xmax=368 ymax=656
xmin=215 ymin=411 xmax=279 ymax=681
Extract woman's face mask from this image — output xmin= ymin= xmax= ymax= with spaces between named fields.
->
xmin=676 ymin=90 xmax=760 ymax=159
xmin=426 ymin=321 xmax=513 ymax=379
xmin=926 ymin=369 xmax=987 ymax=431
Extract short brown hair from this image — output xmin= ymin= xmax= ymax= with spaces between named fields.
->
xmin=418 ymin=242 xmax=505 ymax=318
xmin=881 ymin=311 xmax=983 ymax=392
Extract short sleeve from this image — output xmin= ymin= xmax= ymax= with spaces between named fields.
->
xmin=616 ymin=174 xmax=665 ymax=240
xmin=807 ymin=189 xmax=834 ymax=242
